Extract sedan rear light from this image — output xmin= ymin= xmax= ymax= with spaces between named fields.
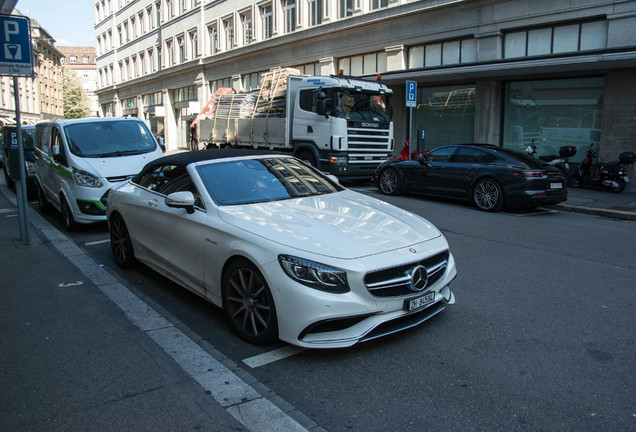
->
xmin=512 ymin=170 xmax=544 ymax=178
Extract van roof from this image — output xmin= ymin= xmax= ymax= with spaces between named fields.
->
xmin=36 ymin=117 xmax=144 ymax=127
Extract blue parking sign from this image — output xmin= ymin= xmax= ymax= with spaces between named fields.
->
xmin=406 ymin=80 xmax=417 ymax=108
xmin=0 ymin=15 xmax=33 ymax=77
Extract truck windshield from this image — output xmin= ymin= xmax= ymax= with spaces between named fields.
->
xmin=332 ymin=90 xmax=391 ymax=122
xmin=63 ymin=120 xmax=158 ymax=158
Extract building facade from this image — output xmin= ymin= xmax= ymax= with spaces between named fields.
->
xmin=94 ymin=0 xmax=636 ymax=190
xmin=58 ymin=47 xmax=100 ymax=117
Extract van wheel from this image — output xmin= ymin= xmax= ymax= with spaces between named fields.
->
xmin=61 ymin=196 xmax=77 ymax=232
xmin=37 ymin=183 xmax=52 ymax=214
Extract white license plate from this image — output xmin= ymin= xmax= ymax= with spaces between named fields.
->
xmin=550 ymin=182 xmax=563 ymax=189
xmin=406 ymin=291 xmax=435 ymax=311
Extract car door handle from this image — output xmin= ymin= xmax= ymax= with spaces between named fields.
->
xmin=148 ymin=199 xmax=158 ymax=207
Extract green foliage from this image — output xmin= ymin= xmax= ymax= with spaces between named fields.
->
xmin=62 ymin=65 xmax=90 ymax=119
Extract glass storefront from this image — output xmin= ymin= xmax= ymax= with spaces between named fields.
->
xmin=503 ymin=77 xmax=603 ymax=163
xmin=411 ymin=85 xmax=476 ymax=152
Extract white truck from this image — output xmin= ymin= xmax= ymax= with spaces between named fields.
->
xmin=198 ymin=71 xmax=394 ymax=179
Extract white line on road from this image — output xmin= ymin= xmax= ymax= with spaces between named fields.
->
xmin=85 ymin=239 xmax=110 ymax=246
xmin=243 ymin=345 xmax=305 ymax=368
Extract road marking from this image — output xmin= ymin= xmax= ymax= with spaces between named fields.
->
xmin=85 ymin=239 xmax=110 ymax=246
xmin=243 ymin=345 xmax=305 ymax=368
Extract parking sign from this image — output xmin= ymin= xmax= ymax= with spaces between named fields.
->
xmin=406 ymin=80 xmax=417 ymax=108
xmin=0 ymin=15 xmax=33 ymax=77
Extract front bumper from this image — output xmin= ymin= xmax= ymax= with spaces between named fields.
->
xmin=263 ymin=236 xmax=457 ymax=348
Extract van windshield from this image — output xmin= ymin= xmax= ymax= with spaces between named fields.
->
xmin=63 ymin=120 xmax=158 ymax=158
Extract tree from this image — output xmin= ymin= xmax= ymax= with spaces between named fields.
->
xmin=62 ymin=65 xmax=90 ymax=119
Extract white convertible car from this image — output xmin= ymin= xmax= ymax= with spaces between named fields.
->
xmin=107 ymin=150 xmax=457 ymax=348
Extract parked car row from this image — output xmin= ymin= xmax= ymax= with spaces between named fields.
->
xmin=1 ymin=125 xmax=38 ymax=197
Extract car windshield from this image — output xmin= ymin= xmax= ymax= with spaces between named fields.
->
xmin=332 ymin=90 xmax=391 ymax=122
xmin=197 ymin=157 xmax=344 ymax=205
xmin=63 ymin=120 xmax=157 ymax=158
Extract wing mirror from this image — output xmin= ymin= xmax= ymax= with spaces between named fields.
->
xmin=165 ymin=191 xmax=195 ymax=214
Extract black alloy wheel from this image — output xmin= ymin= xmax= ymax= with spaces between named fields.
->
xmin=222 ymin=259 xmax=278 ymax=345
xmin=109 ymin=213 xmax=136 ymax=268
xmin=60 ymin=196 xmax=77 ymax=231
xmin=473 ymin=178 xmax=504 ymax=212
xmin=379 ymin=168 xmax=400 ymax=195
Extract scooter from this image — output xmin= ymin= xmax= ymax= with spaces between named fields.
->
xmin=568 ymin=143 xmax=634 ymax=193
xmin=525 ymin=139 xmax=576 ymax=176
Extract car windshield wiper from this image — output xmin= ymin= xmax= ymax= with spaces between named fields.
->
xmin=95 ymin=150 xmax=146 ymax=157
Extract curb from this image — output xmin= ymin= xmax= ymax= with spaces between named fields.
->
xmin=553 ymin=203 xmax=636 ymax=221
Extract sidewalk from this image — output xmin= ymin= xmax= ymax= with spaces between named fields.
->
xmin=0 ymin=184 xmax=312 ymax=432
xmin=551 ymin=186 xmax=636 ymax=221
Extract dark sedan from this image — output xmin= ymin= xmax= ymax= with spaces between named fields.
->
xmin=374 ymin=144 xmax=567 ymax=211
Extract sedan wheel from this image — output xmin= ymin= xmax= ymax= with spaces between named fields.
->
xmin=109 ymin=213 xmax=136 ymax=268
xmin=379 ymin=168 xmax=400 ymax=195
xmin=223 ymin=260 xmax=278 ymax=345
xmin=473 ymin=179 xmax=503 ymax=212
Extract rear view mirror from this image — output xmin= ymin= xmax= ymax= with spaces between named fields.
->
xmin=315 ymin=91 xmax=327 ymax=117
xmin=165 ymin=191 xmax=195 ymax=214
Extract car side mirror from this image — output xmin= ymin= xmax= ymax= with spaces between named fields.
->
xmin=165 ymin=191 xmax=195 ymax=214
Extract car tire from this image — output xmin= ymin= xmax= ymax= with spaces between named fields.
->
xmin=473 ymin=178 xmax=503 ymax=212
xmin=222 ymin=259 xmax=278 ymax=345
xmin=37 ymin=182 xmax=52 ymax=214
xmin=60 ymin=195 xmax=77 ymax=232
xmin=379 ymin=168 xmax=400 ymax=195
xmin=109 ymin=213 xmax=136 ymax=268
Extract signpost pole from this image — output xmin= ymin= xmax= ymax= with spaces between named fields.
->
xmin=13 ymin=75 xmax=29 ymax=244
xmin=1 ymin=14 xmax=34 ymax=245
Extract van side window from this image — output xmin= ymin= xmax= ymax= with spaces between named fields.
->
xmin=51 ymin=128 xmax=68 ymax=166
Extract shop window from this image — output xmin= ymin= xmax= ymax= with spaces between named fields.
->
xmin=502 ymin=77 xmax=604 ymax=163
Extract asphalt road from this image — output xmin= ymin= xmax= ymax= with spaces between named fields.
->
xmin=31 ymin=186 xmax=636 ymax=432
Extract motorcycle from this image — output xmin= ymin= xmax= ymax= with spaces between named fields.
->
xmin=568 ymin=143 xmax=634 ymax=193
xmin=525 ymin=139 xmax=576 ymax=176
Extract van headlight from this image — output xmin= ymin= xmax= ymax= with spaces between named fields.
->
xmin=73 ymin=167 xmax=103 ymax=188
xmin=279 ymin=255 xmax=349 ymax=293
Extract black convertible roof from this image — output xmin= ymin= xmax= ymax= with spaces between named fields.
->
xmin=133 ymin=149 xmax=282 ymax=182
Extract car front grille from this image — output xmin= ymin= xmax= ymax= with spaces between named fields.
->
xmin=364 ymin=250 xmax=450 ymax=297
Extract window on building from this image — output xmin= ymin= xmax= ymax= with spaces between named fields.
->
xmin=504 ymin=20 xmax=608 ymax=59
xmin=70 ymin=56 xmax=77 ymax=64
xmin=224 ymin=17 xmax=234 ymax=49
xmin=118 ymin=25 xmax=123 ymax=45
xmin=155 ymin=1 xmax=161 ymax=25
xmin=261 ymin=4 xmax=273 ymax=39
xmin=241 ymin=10 xmax=252 ymax=44
xmin=165 ymin=39 xmax=173 ymax=66
xmin=131 ymin=16 xmax=137 ymax=38
xmin=338 ymin=51 xmax=387 ymax=76
xmin=309 ymin=0 xmax=323 ymax=26
xmin=177 ymin=35 xmax=185 ymax=62
xmin=148 ymin=48 xmax=155 ymax=72
xmin=339 ymin=0 xmax=353 ymax=18
xmin=139 ymin=12 xmax=145 ymax=34
xmin=371 ymin=0 xmax=388 ymax=10
xmin=173 ymin=85 xmax=198 ymax=102
xmin=166 ymin=0 xmax=173 ymax=20
xmin=241 ymin=72 xmax=261 ymax=91
xmin=284 ymin=0 xmax=296 ymax=33
xmin=210 ymin=77 xmax=232 ymax=93
xmin=140 ymin=52 xmax=145 ymax=75
xmin=208 ymin=24 xmax=218 ymax=54
xmin=189 ymin=30 xmax=198 ymax=59
xmin=131 ymin=55 xmax=138 ymax=77
xmin=408 ymin=39 xmax=477 ymax=69
xmin=82 ymin=56 xmax=89 ymax=63
xmin=503 ymin=77 xmax=604 ymax=162
xmin=147 ymin=6 xmax=153 ymax=29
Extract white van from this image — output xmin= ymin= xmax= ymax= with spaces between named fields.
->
xmin=34 ymin=117 xmax=164 ymax=231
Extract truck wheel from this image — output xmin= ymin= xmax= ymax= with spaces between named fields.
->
xmin=297 ymin=150 xmax=317 ymax=168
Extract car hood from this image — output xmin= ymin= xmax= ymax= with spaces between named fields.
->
xmin=82 ymin=152 xmax=160 ymax=178
xmin=217 ymin=190 xmax=442 ymax=259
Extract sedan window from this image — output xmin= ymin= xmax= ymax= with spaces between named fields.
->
xmin=425 ymin=147 xmax=456 ymax=163
xmin=197 ymin=157 xmax=343 ymax=205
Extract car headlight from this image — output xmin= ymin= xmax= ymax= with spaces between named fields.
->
xmin=279 ymin=255 xmax=349 ymax=293
xmin=73 ymin=167 xmax=103 ymax=188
